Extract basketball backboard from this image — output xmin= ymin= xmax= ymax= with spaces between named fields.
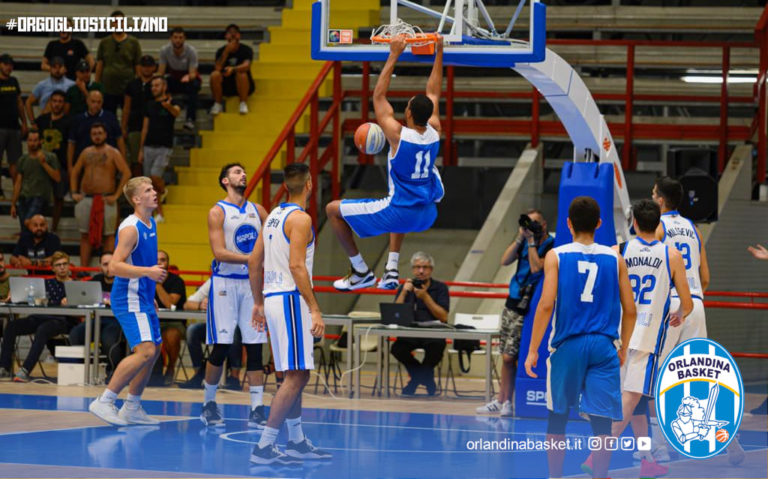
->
xmin=311 ymin=0 xmax=546 ymax=67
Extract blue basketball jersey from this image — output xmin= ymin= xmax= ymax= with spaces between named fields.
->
xmin=112 ymin=215 xmax=158 ymax=312
xmin=549 ymin=242 xmax=622 ymax=350
xmin=387 ymin=125 xmax=444 ymax=207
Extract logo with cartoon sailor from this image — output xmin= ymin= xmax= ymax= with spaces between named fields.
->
xmin=655 ymin=338 xmax=744 ymax=459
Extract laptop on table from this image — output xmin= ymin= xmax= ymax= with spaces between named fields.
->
xmin=379 ymin=303 xmax=453 ymax=328
xmin=9 ymin=277 xmax=46 ymax=304
xmin=65 ymin=282 xmax=104 ymax=306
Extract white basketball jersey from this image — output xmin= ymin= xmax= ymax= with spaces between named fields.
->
xmin=262 ymin=203 xmax=315 ymax=295
xmin=623 ymin=238 xmax=672 ymax=354
xmin=211 ymin=200 xmax=262 ymax=278
xmin=660 ymin=211 xmax=702 ymax=298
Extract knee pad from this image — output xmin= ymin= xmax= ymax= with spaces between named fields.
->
xmin=208 ymin=343 xmax=231 ymax=367
xmin=546 ymin=411 xmax=569 ymax=435
xmin=633 ymin=396 xmax=649 ymax=416
xmin=589 ymin=415 xmax=612 ymax=436
xmin=245 ymin=344 xmax=263 ymax=371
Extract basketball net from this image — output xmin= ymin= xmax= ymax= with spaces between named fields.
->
xmin=371 ymin=19 xmax=438 ymax=55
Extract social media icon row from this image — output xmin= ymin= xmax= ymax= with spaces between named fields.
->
xmin=587 ymin=436 xmax=651 ymax=451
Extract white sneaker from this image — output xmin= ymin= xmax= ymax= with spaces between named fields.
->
xmin=476 ymin=398 xmax=502 ymax=414
xmin=500 ymin=400 xmax=513 ymax=417
xmin=239 ymin=101 xmax=249 ymax=115
xmin=210 ymin=102 xmax=223 ymax=115
xmin=183 ymin=120 xmax=196 ymax=131
xmin=633 ymin=445 xmax=671 ymax=463
xmin=89 ymin=398 xmax=129 ymax=426
xmin=377 ymin=269 xmax=400 ymax=290
xmin=333 ymin=268 xmax=376 ymax=291
xmin=118 ymin=403 xmax=160 ymax=425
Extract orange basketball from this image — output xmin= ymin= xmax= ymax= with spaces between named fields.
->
xmin=354 ymin=122 xmax=386 ymax=155
xmin=716 ymin=428 xmax=729 ymax=443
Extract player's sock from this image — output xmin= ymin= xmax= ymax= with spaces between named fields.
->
xmin=203 ymin=381 xmax=218 ymax=404
xmin=125 ymin=393 xmax=141 ymax=409
xmin=286 ymin=417 xmax=305 ymax=443
xmin=385 ymin=252 xmax=399 ymax=271
xmin=349 ymin=254 xmax=368 ymax=273
xmin=649 ymin=416 xmax=662 ymax=446
xmin=99 ymin=389 xmax=118 ymax=404
xmin=250 ymin=385 xmax=264 ymax=408
xmin=257 ymin=426 xmax=280 ymax=448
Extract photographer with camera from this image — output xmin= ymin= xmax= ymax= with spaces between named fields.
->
xmin=476 ymin=209 xmax=553 ymax=416
xmin=391 ymin=251 xmax=450 ymax=396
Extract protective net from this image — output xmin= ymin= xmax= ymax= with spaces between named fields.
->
xmin=371 ymin=19 xmax=436 ymax=47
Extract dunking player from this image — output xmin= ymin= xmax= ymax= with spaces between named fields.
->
xmin=581 ymin=199 xmax=693 ymax=478
xmin=249 ymin=163 xmax=330 ymax=463
xmin=326 ymin=36 xmax=445 ymax=291
xmin=524 ymin=197 xmax=636 ymax=479
xmin=199 ymin=163 xmax=269 ymax=428
xmin=89 ymin=177 xmax=167 ymax=426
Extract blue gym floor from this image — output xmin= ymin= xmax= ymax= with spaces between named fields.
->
xmin=0 ymin=393 xmax=765 ymax=478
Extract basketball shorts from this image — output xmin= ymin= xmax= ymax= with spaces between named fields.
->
xmin=113 ymin=308 xmax=161 ymax=350
xmin=547 ymin=333 xmax=622 ymax=420
xmin=658 ymin=296 xmax=706 ymax=367
xmin=620 ymin=348 xmax=659 ymax=397
xmin=207 ymin=276 xmax=266 ymax=345
xmin=499 ymin=306 xmax=525 ymax=358
xmin=339 ymin=198 xmax=437 ymax=238
xmin=264 ymin=291 xmax=315 ymax=372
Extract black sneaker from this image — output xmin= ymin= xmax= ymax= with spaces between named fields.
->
xmin=224 ymin=376 xmax=242 ymax=391
xmin=285 ymin=438 xmax=332 ymax=460
xmin=200 ymin=401 xmax=224 ymax=427
xmin=248 ymin=405 xmax=267 ymax=429
xmin=401 ymin=379 xmax=418 ymax=396
xmin=250 ymin=443 xmax=300 ymax=465
xmin=178 ymin=371 xmax=204 ymax=389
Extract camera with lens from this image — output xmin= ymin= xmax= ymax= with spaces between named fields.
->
xmin=412 ymin=278 xmax=425 ymax=288
xmin=518 ymin=214 xmax=543 ymax=242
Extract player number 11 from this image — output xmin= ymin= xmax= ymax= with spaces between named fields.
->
xmin=411 ymin=151 xmax=431 ymax=179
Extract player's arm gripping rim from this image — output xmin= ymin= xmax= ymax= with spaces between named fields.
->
xmin=109 ymin=227 xmax=167 ymax=282
xmin=524 ymin=249 xmax=558 ymax=378
xmin=286 ymin=211 xmax=324 ymax=338
xmin=208 ymin=206 xmax=249 ymax=264
xmin=373 ymin=36 xmax=406 ymax=150
xmin=668 ymin=246 xmax=694 ymax=327
xmin=248 ymin=233 xmax=266 ymax=331
xmin=425 ymin=35 xmax=444 ymax=134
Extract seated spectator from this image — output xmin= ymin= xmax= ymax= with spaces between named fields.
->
xmin=0 ymin=53 xmax=27 ymax=189
xmin=10 ymin=215 xmax=61 ymax=270
xmin=122 ymin=56 xmax=156 ymax=172
xmin=36 ymin=90 xmax=72 ymax=232
xmin=10 ymin=130 xmax=61 ymax=231
xmin=0 ymin=251 xmax=77 ymax=382
xmin=210 ymin=24 xmax=254 ymax=116
xmin=69 ymin=253 xmax=125 ymax=378
xmin=0 ymin=253 xmax=10 ymax=303
xmin=65 ymin=60 xmax=104 ymax=116
xmin=391 ymin=251 xmax=450 ymax=396
xmin=25 ymin=57 xmax=74 ymax=119
xmin=154 ymin=249 xmax=187 ymax=385
xmin=70 ymin=122 xmax=131 ymax=267
xmin=140 ymin=76 xmax=180 ymax=222
xmin=95 ymin=11 xmax=142 ymax=113
xmin=67 ymin=90 xmax=125 ymax=173
xmin=179 ymin=278 xmax=243 ymax=390
xmin=158 ymin=27 xmax=200 ymax=131
xmin=42 ymin=23 xmax=94 ymax=82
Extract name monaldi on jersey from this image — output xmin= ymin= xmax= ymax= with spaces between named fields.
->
xmin=625 ymin=256 xmax=663 ymax=269
xmin=667 ymin=355 xmax=731 ymax=380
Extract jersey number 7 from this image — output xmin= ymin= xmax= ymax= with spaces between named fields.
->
xmin=577 ymin=261 xmax=599 ymax=303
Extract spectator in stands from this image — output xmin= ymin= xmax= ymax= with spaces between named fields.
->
xmin=67 ymin=90 xmax=125 ymax=174
xmin=476 ymin=208 xmax=554 ymax=417
xmin=210 ymin=24 xmax=254 ymax=116
xmin=10 ymin=215 xmax=61 ymax=269
xmin=70 ymin=122 xmax=131 ymax=267
xmin=122 ymin=55 xmax=156 ymax=171
xmin=65 ymin=60 xmax=104 ymax=116
xmin=0 ymin=253 xmax=10 ymax=303
xmin=0 ymin=53 xmax=27 ymax=190
xmin=154 ymin=249 xmax=187 ymax=385
xmin=25 ymin=57 xmax=75 ymax=119
xmin=95 ymin=11 xmax=142 ymax=113
xmin=10 ymin=130 xmax=61 ymax=230
xmin=0 ymin=251 xmax=76 ymax=382
xmin=748 ymin=243 xmax=768 ymax=415
xmin=42 ymin=20 xmax=94 ymax=82
xmin=35 ymin=90 xmax=71 ymax=232
xmin=391 ymin=251 xmax=450 ymax=396
xmin=159 ymin=27 xmax=200 ymax=131
xmin=69 ymin=253 xmax=125 ymax=379
xmin=140 ymin=76 xmax=180 ymax=222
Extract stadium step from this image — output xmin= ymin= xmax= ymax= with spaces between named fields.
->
xmin=213 ymin=111 xmax=310 ymax=132
xmin=251 ymin=61 xmax=323 ymax=80
xmin=188 ymin=149 xmax=286 ymax=169
xmin=166 ymin=184 xmax=262 ymax=206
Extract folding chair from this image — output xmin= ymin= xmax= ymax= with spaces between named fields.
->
xmin=445 ymin=313 xmax=501 ymax=398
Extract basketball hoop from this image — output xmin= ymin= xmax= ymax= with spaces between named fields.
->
xmin=371 ymin=19 xmax=439 ymax=55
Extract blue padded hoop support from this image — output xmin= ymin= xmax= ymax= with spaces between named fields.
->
xmin=310 ymin=1 xmax=546 ymax=67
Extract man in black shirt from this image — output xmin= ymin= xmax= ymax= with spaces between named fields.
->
xmin=0 ymin=54 xmax=27 ymax=191
xmin=155 ymin=250 xmax=187 ymax=385
xmin=209 ymin=24 xmax=254 ymax=116
xmin=67 ymin=90 xmax=125 ymax=173
xmin=10 ymin=214 xmax=62 ymax=270
xmin=139 ymin=76 xmax=180 ymax=221
xmin=122 ymin=55 xmax=156 ymax=171
xmin=42 ymin=27 xmax=94 ymax=82
xmin=391 ymin=251 xmax=450 ymax=396
xmin=36 ymin=90 xmax=72 ymax=232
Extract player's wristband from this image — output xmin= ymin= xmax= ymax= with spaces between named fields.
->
xmin=528 ymin=242 xmax=536 ymax=248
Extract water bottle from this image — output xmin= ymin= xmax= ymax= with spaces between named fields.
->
xmin=26 ymin=285 xmax=35 ymax=306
